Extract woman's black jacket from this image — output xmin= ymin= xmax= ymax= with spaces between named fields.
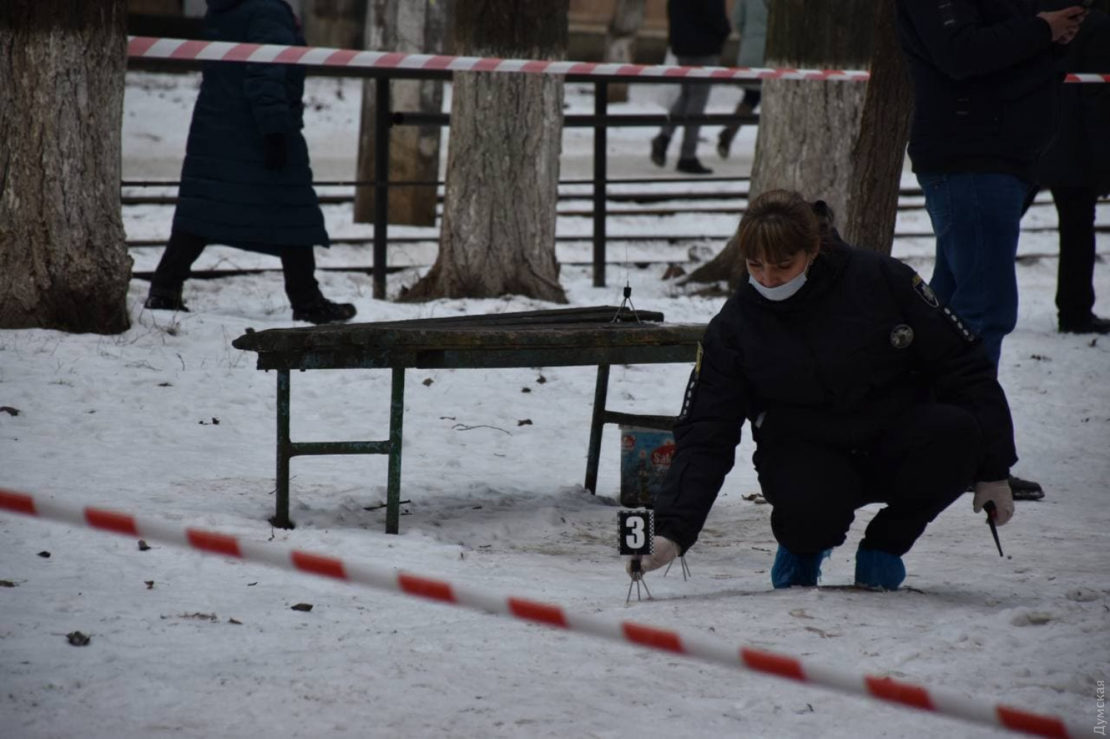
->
xmin=653 ymin=238 xmax=1018 ymax=552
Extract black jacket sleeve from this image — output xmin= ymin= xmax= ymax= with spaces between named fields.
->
xmin=898 ymin=0 xmax=1053 ymax=81
xmin=653 ymin=306 xmax=751 ymax=552
xmin=879 ymin=259 xmax=1018 ymax=481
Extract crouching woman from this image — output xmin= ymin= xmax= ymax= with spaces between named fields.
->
xmin=635 ymin=189 xmax=1017 ymax=589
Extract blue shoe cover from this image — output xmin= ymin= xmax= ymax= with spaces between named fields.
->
xmin=854 ymin=547 xmax=906 ymax=590
xmin=771 ymin=546 xmax=830 ymax=588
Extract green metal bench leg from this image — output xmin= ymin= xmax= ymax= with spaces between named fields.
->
xmin=584 ymin=364 xmax=610 ymax=493
xmin=385 ymin=367 xmax=405 ymax=534
xmin=272 ymin=369 xmax=294 ymax=529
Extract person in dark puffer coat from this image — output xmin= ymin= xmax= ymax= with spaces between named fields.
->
xmin=627 ymin=191 xmax=1019 ymax=591
xmin=144 ymin=0 xmax=355 ymax=325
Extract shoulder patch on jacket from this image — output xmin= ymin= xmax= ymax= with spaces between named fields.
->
xmin=890 ymin=324 xmax=914 ymax=349
xmin=912 ymin=274 xmax=940 ymax=308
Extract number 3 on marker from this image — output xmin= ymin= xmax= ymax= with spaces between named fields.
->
xmin=618 ymin=510 xmax=654 ymax=555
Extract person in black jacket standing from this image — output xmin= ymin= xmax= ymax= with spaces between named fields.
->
xmin=895 ymin=0 xmax=1089 ymax=501
xmin=629 ymin=191 xmax=1018 ymax=590
xmin=144 ymin=0 xmax=356 ymax=325
xmin=650 ymin=0 xmax=731 ymax=175
xmin=1037 ymin=3 xmax=1110 ymax=334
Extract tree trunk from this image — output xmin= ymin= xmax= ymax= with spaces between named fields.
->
xmin=0 ymin=0 xmax=132 ymax=333
xmin=402 ymin=0 xmax=569 ymax=303
xmin=842 ymin=0 xmax=912 ymax=255
xmin=354 ymin=0 xmax=446 ymax=227
xmin=683 ymin=0 xmax=911 ymax=286
xmin=602 ymin=0 xmax=646 ymax=103
xmin=301 ymin=0 xmax=364 ymax=49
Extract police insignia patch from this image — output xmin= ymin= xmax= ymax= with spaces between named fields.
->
xmin=912 ymin=274 xmax=940 ymax=308
xmin=890 ymin=324 xmax=914 ymax=349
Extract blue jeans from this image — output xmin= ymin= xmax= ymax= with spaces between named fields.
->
xmin=917 ymin=173 xmax=1031 ymax=366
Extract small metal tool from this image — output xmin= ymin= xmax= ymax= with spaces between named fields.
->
xmin=626 ymin=558 xmax=653 ymax=604
xmin=983 ymin=500 xmax=1004 ymax=557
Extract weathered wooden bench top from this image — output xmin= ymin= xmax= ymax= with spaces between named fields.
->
xmin=232 ymin=306 xmax=705 ymax=370
xmin=231 ymin=306 xmax=706 ymax=532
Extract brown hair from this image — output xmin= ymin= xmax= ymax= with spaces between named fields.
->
xmin=736 ymin=189 xmax=823 ymax=263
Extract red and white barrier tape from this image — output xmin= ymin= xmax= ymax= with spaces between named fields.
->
xmin=0 ymin=486 xmax=1085 ymax=739
xmin=127 ymin=37 xmax=1110 ymax=84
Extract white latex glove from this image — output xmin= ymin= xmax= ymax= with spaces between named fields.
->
xmin=972 ymin=479 xmax=1014 ymax=526
xmin=625 ymin=536 xmax=680 ymax=576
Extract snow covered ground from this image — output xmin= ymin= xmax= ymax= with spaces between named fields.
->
xmin=1 ymin=73 xmax=1109 ymax=739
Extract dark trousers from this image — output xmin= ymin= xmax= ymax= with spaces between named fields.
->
xmin=754 ymin=404 xmax=980 ymax=557
xmin=919 ymin=172 xmax=1029 ymax=366
xmin=150 ymin=229 xmax=321 ymax=306
xmin=659 ymin=53 xmax=719 ymax=160
xmin=720 ymin=87 xmax=762 ymax=140
xmin=1051 ymin=185 xmax=1099 ymax=325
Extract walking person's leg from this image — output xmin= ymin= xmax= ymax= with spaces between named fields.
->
xmin=650 ymin=84 xmax=686 ymax=167
xmin=918 ymin=172 xmax=1027 ymax=366
xmin=718 ymin=86 xmax=761 ymax=159
xmin=145 ymin=229 xmax=208 ymax=311
xmin=280 ymin=247 xmax=356 ymax=325
xmin=676 ymin=79 xmax=711 ymax=166
xmin=1053 ymin=185 xmax=1108 ymax=333
xmin=667 ymin=54 xmax=720 ymax=174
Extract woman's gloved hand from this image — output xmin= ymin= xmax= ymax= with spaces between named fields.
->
xmin=972 ymin=479 xmax=1014 ymax=526
xmin=625 ymin=536 xmax=680 ymax=576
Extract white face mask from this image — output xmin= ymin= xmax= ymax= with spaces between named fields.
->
xmin=748 ymin=268 xmax=808 ymax=301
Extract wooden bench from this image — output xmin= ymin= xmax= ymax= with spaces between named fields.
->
xmin=231 ymin=306 xmax=704 ymax=533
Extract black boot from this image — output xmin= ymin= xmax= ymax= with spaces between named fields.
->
xmin=717 ymin=128 xmax=737 ymax=159
xmin=676 ymin=157 xmax=713 ymax=175
xmin=1009 ymin=475 xmax=1045 ymax=501
xmin=145 ymin=229 xmax=207 ymax=311
xmin=144 ymin=289 xmax=189 ymax=312
xmin=1058 ymin=314 xmax=1110 ymax=334
xmin=281 ymin=248 xmax=357 ymax=325
xmin=292 ymin=297 xmax=357 ymax=325
xmin=650 ymin=134 xmax=670 ymax=167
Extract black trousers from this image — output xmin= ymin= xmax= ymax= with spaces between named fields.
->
xmin=1051 ymin=186 xmax=1099 ymax=325
xmin=149 ymin=229 xmax=321 ymax=306
xmin=753 ymin=404 xmax=980 ymax=557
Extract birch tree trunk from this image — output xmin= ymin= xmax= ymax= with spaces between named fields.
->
xmin=402 ymin=0 xmax=568 ymax=302
xmin=684 ymin=0 xmax=911 ymax=287
xmin=0 ymin=0 xmax=132 ymax=333
xmin=354 ymin=0 xmax=446 ymax=226
xmin=602 ymin=0 xmax=646 ymax=103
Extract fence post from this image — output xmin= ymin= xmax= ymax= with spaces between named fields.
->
xmin=372 ymin=74 xmax=391 ymax=300
xmin=592 ymin=81 xmax=608 ymax=288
